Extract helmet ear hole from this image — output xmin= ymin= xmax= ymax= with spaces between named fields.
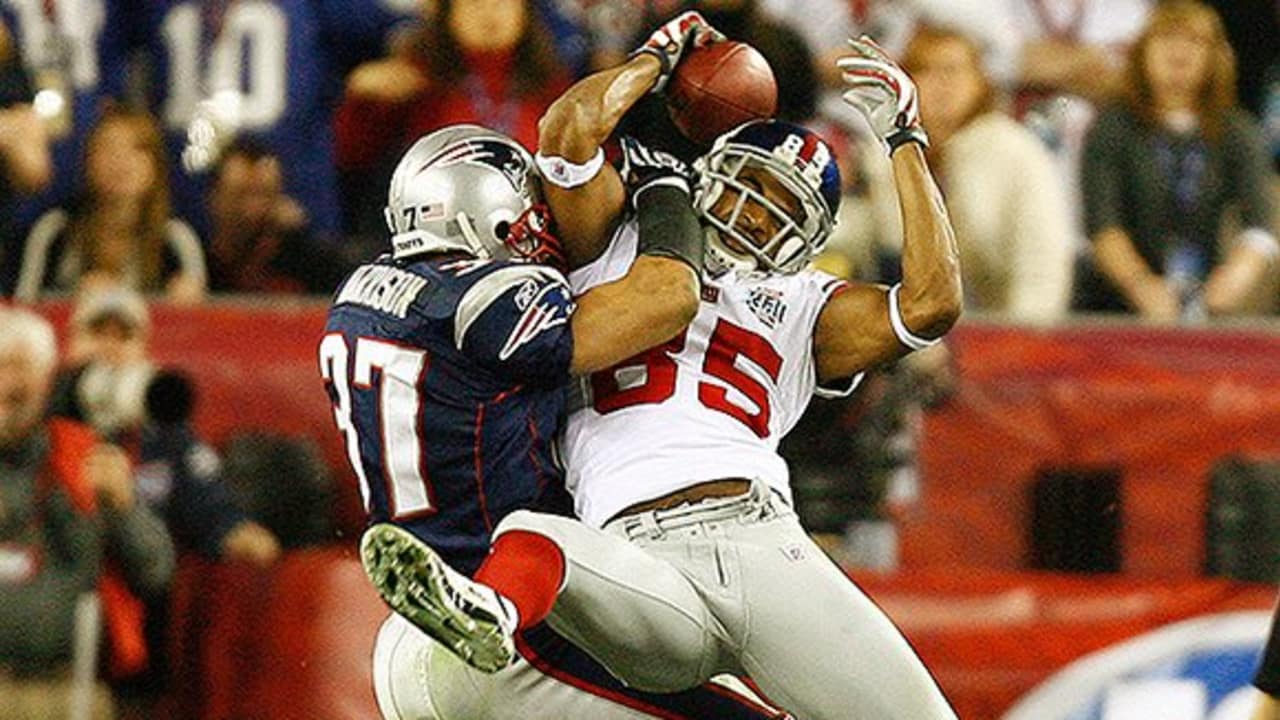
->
xmin=494 ymin=220 xmax=511 ymax=240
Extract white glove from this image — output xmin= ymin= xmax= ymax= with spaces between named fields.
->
xmin=837 ymin=36 xmax=929 ymax=154
xmin=631 ymin=10 xmax=726 ymax=93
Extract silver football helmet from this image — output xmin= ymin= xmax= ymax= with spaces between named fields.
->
xmin=694 ymin=120 xmax=841 ymax=276
xmin=385 ymin=124 xmax=540 ymax=261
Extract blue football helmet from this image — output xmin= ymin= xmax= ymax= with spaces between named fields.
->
xmin=694 ymin=120 xmax=841 ymax=275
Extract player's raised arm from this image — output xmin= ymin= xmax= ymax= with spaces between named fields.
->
xmin=536 ymin=12 xmax=721 ymax=267
xmin=813 ymin=37 xmax=962 ymax=382
xmin=568 ymin=139 xmax=703 ymax=375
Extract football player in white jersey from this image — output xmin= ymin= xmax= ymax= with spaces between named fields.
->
xmin=361 ymin=12 xmax=962 ymax=720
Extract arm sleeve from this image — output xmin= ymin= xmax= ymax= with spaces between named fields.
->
xmin=0 ymin=494 xmax=102 ymax=670
xmin=166 ymin=441 xmax=248 ymax=560
xmin=1225 ymin=111 xmax=1277 ymax=233
xmin=103 ymin=502 xmax=176 ymax=601
xmin=454 ymin=265 xmax=576 ymax=386
xmin=1081 ymin=107 xmax=1128 ymax=239
xmin=1006 ymin=130 xmax=1074 ymax=322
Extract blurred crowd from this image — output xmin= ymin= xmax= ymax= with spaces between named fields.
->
xmin=0 ymin=0 xmax=1275 ymax=319
xmin=1 ymin=0 xmax=1278 ymax=716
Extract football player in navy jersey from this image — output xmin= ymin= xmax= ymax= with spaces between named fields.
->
xmin=321 ymin=124 xmax=786 ymax=719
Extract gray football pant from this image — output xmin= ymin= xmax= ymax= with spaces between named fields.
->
xmin=371 ymin=613 xmax=776 ymax=720
xmin=496 ymin=482 xmax=958 ymax=720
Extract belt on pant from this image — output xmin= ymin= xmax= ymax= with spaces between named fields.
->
xmin=604 ymin=479 xmax=779 ymax=540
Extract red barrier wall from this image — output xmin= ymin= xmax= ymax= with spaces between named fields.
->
xmin=31 ymin=303 xmax=1280 ymax=576
xmin=906 ymin=323 xmax=1280 ymax=578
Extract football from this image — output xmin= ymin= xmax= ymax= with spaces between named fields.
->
xmin=665 ymin=41 xmax=778 ymax=146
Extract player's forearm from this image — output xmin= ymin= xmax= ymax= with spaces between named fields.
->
xmin=892 ymin=145 xmax=962 ymax=339
xmin=569 ymin=256 xmax=698 ymax=375
xmin=538 ymin=54 xmax=661 ymax=161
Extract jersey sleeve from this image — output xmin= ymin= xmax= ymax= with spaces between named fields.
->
xmin=454 ymin=264 xmax=576 ymax=385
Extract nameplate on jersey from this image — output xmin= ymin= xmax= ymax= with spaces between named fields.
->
xmin=335 ymin=265 xmax=429 ymax=318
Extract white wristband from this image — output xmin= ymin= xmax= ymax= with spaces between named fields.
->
xmin=535 ymin=149 xmax=606 ymax=189
xmin=1240 ymin=228 xmax=1280 ymax=262
xmin=888 ymin=283 xmax=940 ymax=351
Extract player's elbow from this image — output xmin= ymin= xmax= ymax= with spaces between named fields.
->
xmin=538 ymin=95 xmax=600 ymax=157
xmin=639 ymin=258 xmax=700 ymax=331
xmin=901 ymin=285 xmax=963 ymax=340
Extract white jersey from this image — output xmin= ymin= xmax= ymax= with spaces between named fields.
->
xmin=564 ymin=222 xmax=861 ymax=527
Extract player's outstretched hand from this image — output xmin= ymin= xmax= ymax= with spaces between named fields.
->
xmin=632 ymin=10 xmax=726 ymax=93
xmin=837 ymin=36 xmax=929 ymax=154
xmin=620 ymin=135 xmax=694 ymax=206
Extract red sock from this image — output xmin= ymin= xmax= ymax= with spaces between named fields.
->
xmin=474 ymin=530 xmax=565 ymax=630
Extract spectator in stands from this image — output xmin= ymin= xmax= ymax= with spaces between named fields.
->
xmin=206 ymin=140 xmax=353 ymax=295
xmin=15 ymin=106 xmax=207 ymax=304
xmin=1 ymin=0 xmax=137 ymax=268
xmin=0 ymin=19 xmax=52 ymax=294
xmin=0 ymin=306 xmax=175 ymax=716
xmin=1077 ymin=0 xmax=1277 ymax=321
xmin=51 ymin=289 xmax=155 ymax=441
xmin=909 ymin=24 xmax=1073 ymax=321
xmin=132 ymin=0 xmax=412 ymax=240
xmin=336 ymin=0 xmax=572 ymax=240
xmin=48 ymin=289 xmax=282 ymax=564
xmin=336 ymin=0 xmax=570 ymax=165
xmin=829 ymin=25 xmax=1074 ymax=322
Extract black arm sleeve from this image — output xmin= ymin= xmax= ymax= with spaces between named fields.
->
xmin=634 ymin=183 xmax=704 ymax=275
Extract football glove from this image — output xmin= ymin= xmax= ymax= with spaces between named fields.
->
xmin=630 ymin=10 xmax=725 ymax=94
xmin=837 ymin=36 xmax=929 ymax=154
xmin=620 ymin=135 xmax=694 ymax=207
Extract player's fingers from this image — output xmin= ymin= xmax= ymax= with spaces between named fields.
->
xmin=856 ymin=35 xmax=895 ymax=63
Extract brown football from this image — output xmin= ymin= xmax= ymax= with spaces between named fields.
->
xmin=665 ymin=41 xmax=778 ymax=146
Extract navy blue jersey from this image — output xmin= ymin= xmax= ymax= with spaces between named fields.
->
xmin=321 ymin=254 xmax=575 ymax=575
xmin=135 ymin=0 xmax=411 ymax=236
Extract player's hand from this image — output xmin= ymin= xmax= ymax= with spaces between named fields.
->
xmin=632 ymin=11 xmax=725 ymax=93
xmin=837 ymin=36 xmax=928 ymax=154
xmin=620 ymin=136 xmax=694 ymax=205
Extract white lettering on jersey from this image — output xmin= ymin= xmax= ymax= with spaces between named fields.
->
xmin=335 ymin=265 xmax=429 ymax=318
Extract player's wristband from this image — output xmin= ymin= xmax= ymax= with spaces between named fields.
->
xmin=886 ymin=126 xmax=929 ymax=154
xmin=635 ymin=183 xmax=703 ymax=275
xmin=887 ymin=283 xmax=941 ymax=351
xmin=628 ymin=47 xmax=673 ymax=93
xmin=535 ymin=149 xmax=606 ymax=189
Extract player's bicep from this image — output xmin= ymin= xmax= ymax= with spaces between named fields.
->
xmin=813 ymin=282 xmax=905 ymax=382
xmin=541 ymin=163 xmax=626 ymax=269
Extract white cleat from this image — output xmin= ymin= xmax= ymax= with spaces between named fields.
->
xmin=360 ymin=523 xmax=517 ymax=673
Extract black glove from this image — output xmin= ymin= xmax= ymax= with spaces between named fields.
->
xmin=620 ymin=135 xmax=694 ymax=209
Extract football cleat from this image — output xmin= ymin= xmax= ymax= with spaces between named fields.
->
xmin=360 ymin=523 xmax=518 ymax=673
